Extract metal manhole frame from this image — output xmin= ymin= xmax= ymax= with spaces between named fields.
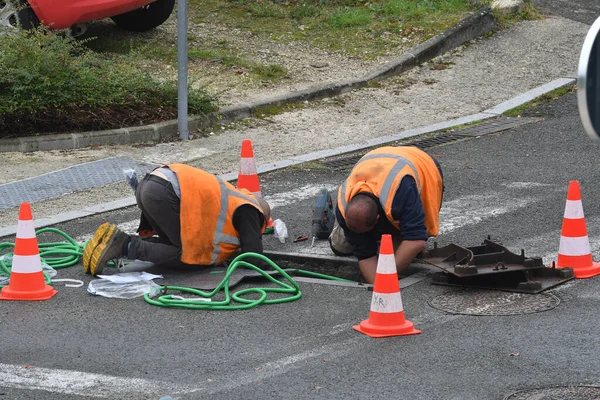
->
xmin=504 ymin=385 xmax=600 ymax=400
xmin=428 ymin=288 xmax=561 ymax=316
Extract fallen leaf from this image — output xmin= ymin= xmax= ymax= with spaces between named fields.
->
xmin=509 ymin=353 xmax=520 ymax=357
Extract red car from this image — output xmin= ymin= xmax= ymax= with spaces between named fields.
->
xmin=1 ymin=0 xmax=175 ymax=33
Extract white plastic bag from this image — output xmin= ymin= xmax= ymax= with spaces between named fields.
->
xmin=123 ymin=168 xmax=139 ymax=192
xmin=273 ymin=218 xmax=288 ymax=244
xmin=87 ymin=272 xmax=162 ymax=299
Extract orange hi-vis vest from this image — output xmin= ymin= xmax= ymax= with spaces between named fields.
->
xmin=168 ymin=164 xmax=266 ymax=265
xmin=337 ymin=146 xmax=443 ymax=237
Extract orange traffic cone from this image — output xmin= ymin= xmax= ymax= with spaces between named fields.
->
xmin=0 ymin=202 xmax=57 ymax=300
xmin=237 ymin=139 xmax=262 ymax=198
xmin=552 ymin=181 xmax=600 ymax=278
xmin=237 ymin=139 xmax=275 ymax=230
xmin=353 ymin=234 xmax=420 ymax=338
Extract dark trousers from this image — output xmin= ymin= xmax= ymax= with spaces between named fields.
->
xmin=128 ymin=174 xmax=183 ymax=266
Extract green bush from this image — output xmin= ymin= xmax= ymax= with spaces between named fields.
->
xmin=0 ymin=27 xmax=216 ymax=115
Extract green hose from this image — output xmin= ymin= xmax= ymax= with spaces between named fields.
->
xmin=0 ymin=228 xmax=84 ymax=287
xmin=0 ymin=229 xmax=356 ymax=309
xmin=37 ymin=228 xmax=84 ymax=269
xmin=144 ymin=252 xmax=303 ymax=310
xmin=144 ymin=254 xmax=358 ymax=310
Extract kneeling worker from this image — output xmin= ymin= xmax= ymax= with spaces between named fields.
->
xmin=330 ymin=146 xmax=444 ymax=284
xmin=83 ymin=164 xmax=271 ymax=276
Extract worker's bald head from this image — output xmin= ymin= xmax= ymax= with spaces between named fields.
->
xmin=345 ymin=194 xmax=378 ymax=233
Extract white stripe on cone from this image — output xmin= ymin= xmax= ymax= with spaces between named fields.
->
xmin=17 ymin=220 xmax=36 ymax=239
xmin=239 ymin=158 xmax=258 ymax=174
xmin=559 ymin=236 xmax=591 ymax=256
xmin=11 ymin=254 xmax=43 ymax=274
xmin=564 ymin=200 xmax=585 ymax=219
xmin=376 ymin=253 xmax=396 ymax=274
xmin=370 ymin=292 xmax=404 ymax=313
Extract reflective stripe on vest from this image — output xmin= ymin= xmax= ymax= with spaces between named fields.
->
xmin=339 ymin=153 xmax=421 ymax=212
xmin=210 ymin=178 xmax=263 ymax=264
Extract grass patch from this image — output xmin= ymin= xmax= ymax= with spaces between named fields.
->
xmin=254 ymin=102 xmax=306 ymax=118
xmin=494 ymin=0 xmax=544 ymax=28
xmin=2 ymin=0 xmax=494 ymax=136
xmin=0 ymin=26 xmax=216 ymax=136
xmin=186 ymin=0 xmax=488 ymax=59
xmin=327 ymin=8 xmax=372 ymax=28
xmin=85 ymin=35 xmax=288 ymax=82
xmin=503 ymin=84 xmax=576 ymax=117
xmin=249 ymin=1 xmax=289 ymax=18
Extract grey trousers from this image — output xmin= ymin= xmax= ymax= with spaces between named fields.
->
xmin=128 ymin=174 xmax=183 ymax=267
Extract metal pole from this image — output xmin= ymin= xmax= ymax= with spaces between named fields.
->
xmin=177 ymin=0 xmax=188 ymax=141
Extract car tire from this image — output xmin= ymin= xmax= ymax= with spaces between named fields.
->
xmin=110 ymin=0 xmax=175 ymax=32
xmin=0 ymin=0 xmax=39 ymax=30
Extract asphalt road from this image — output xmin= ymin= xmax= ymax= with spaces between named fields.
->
xmin=3 ymin=90 xmax=600 ymax=400
xmin=2 ymin=3 xmax=600 ymax=399
xmin=533 ymin=0 xmax=599 ymax=25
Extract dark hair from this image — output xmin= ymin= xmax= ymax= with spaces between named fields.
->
xmin=347 ymin=194 xmax=378 ymax=228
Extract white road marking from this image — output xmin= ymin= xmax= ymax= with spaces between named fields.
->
xmin=200 ymin=338 xmax=360 ymax=395
xmin=0 ymin=363 xmax=199 ymax=398
xmin=507 ymin=217 xmax=600 ymax=265
xmin=0 ymin=339 xmax=357 ymax=397
xmin=263 ymin=183 xmax=338 ymax=209
xmin=502 ymin=182 xmax=554 ymax=189
xmin=438 ymin=194 xmax=537 ymax=235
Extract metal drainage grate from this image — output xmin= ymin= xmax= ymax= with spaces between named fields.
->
xmin=322 ymin=155 xmax=364 ymax=170
xmin=447 ymin=116 xmax=541 ymax=137
xmin=321 ymin=117 xmax=541 ymax=170
xmin=0 ymin=157 xmax=159 ymax=211
xmin=428 ymin=289 xmax=560 ymax=316
xmin=406 ymin=133 xmax=473 ymax=149
xmin=504 ymin=386 xmax=600 ymax=400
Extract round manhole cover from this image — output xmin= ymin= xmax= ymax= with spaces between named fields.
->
xmin=505 ymin=385 xmax=600 ymax=399
xmin=428 ymin=289 xmax=560 ymax=316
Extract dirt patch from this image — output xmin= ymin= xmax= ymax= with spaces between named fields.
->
xmin=0 ymin=104 xmax=179 ymax=138
xmin=83 ymin=16 xmax=389 ymax=105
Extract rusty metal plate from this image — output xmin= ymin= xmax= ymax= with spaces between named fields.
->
xmin=430 ymin=267 xmax=574 ymax=294
xmin=504 ymin=386 xmax=600 ymax=399
xmin=419 ymin=239 xmax=575 ymax=293
xmin=429 ymin=289 xmax=560 ymax=316
xmin=419 ymin=239 xmax=545 ymax=277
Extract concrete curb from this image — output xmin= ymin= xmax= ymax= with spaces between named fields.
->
xmin=0 ymin=77 xmax=577 ymax=238
xmin=0 ymin=7 xmax=498 ymax=153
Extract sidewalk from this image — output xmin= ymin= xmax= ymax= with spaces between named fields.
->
xmin=0 ymin=11 xmax=591 ymax=234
